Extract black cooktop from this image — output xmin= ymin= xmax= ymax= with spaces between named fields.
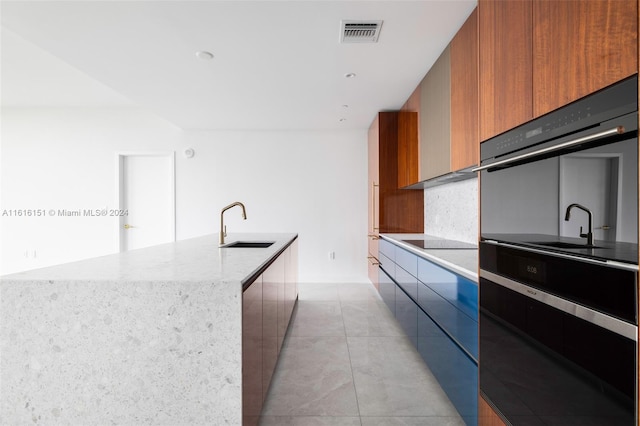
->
xmin=402 ymin=239 xmax=478 ymax=250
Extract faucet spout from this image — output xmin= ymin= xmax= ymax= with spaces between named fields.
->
xmin=220 ymin=202 xmax=247 ymax=246
xmin=564 ymin=203 xmax=594 ymax=246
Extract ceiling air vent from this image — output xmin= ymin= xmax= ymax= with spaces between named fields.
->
xmin=340 ymin=20 xmax=383 ymax=43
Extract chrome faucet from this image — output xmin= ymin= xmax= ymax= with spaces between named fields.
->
xmin=219 ymin=202 xmax=247 ymax=246
xmin=564 ymin=203 xmax=594 ymax=246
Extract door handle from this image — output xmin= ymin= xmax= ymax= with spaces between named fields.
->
xmin=472 ymin=127 xmax=624 ymax=172
xmin=124 ymin=224 xmax=135 ymax=229
xmin=367 ymin=255 xmax=380 ymax=265
xmin=371 ymin=181 xmax=379 ymax=232
xmin=596 ymin=225 xmax=611 ymax=230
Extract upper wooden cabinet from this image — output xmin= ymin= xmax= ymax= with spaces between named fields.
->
xmin=479 ymin=0 xmax=533 ymax=142
xmin=532 ymin=0 xmax=638 ymax=117
xmin=479 ymin=0 xmax=638 ymax=142
xmin=400 ymin=8 xmax=479 ymax=185
xmin=368 ymin=112 xmax=423 ymax=234
xmin=397 ymin=111 xmax=420 ymax=188
xmin=450 ymin=7 xmax=480 ymax=172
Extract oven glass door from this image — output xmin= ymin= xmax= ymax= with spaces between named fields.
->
xmin=480 ymin=276 xmax=636 ymax=426
xmin=480 ymin=136 xmax=638 ymax=263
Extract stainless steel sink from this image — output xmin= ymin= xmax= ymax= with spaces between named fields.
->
xmin=526 ymin=241 xmax=603 ymax=249
xmin=221 ymin=241 xmax=275 ymax=248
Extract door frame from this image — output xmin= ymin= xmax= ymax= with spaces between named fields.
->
xmin=559 ymin=153 xmax=623 ymax=241
xmin=115 ymin=151 xmax=176 ymax=252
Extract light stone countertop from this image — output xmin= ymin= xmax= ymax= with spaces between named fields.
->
xmin=381 ymin=233 xmax=478 ymax=282
xmin=0 ymin=232 xmax=297 ymax=425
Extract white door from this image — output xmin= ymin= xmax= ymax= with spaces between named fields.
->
xmin=559 ymin=155 xmax=620 ymax=242
xmin=118 ymin=153 xmax=175 ymax=252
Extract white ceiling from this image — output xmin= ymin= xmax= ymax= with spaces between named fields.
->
xmin=1 ymin=0 xmax=477 ymax=131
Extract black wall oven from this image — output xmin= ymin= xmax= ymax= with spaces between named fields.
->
xmin=477 ymin=76 xmax=639 ymax=425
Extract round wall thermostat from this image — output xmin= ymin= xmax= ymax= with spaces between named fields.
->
xmin=184 ymin=148 xmax=195 ymax=158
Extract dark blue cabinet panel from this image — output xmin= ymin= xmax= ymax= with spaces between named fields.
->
xmin=379 ymin=252 xmax=395 ymax=280
xmin=395 ymin=246 xmax=418 ymax=278
xmin=378 ymin=239 xmax=478 ymax=426
xmin=425 ymin=276 xmax=478 ymax=322
xmin=418 ymin=309 xmax=478 ymax=426
xmin=396 ymin=285 xmax=418 ymax=347
xmin=379 ymin=239 xmax=396 ymax=261
xmin=418 ymin=256 xmax=458 ymax=284
xmin=395 ymin=262 xmax=418 ymax=300
xmin=379 ymin=267 xmax=396 ymax=315
xmin=417 ymin=281 xmax=478 ymax=360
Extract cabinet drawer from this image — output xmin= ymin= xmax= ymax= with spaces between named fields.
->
xmin=396 ymin=285 xmax=418 ymax=347
xmin=379 ymin=252 xmax=395 ymax=280
xmin=426 ymin=276 xmax=478 ymax=322
xmin=417 ymin=282 xmax=478 ymax=360
xmin=379 ymin=239 xmax=396 ymax=261
xmin=395 ymin=264 xmax=418 ymax=300
xmin=395 ymin=247 xmax=418 ymax=278
xmin=418 ymin=256 xmax=457 ymax=285
xmin=418 ymin=309 xmax=477 ymax=424
xmin=379 ymin=267 xmax=396 ymax=315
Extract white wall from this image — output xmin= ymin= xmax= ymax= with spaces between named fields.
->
xmin=1 ymin=107 xmax=368 ymax=282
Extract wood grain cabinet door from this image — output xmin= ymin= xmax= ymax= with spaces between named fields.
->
xmin=242 ymin=276 xmax=263 ymax=426
xmin=479 ymin=0 xmax=533 ymax=142
xmin=367 ymin=116 xmax=381 ymax=287
xmin=533 ymin=0 xmax=638 ymax=118
xmin=450 ymin=7 xmax=479 ymax=171
xmin=397 ymin=111 xmax=419 ymax=187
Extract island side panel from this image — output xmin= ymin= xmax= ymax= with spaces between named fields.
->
xmin=0 ymin=277 xmax=242 ymax=425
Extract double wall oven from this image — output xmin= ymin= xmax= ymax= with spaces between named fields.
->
xmin=477 ymin=76 xmax=639 ymax=425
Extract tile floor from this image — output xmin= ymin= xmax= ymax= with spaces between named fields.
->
xmin=259 ymin=282 xmax=465 ymax=426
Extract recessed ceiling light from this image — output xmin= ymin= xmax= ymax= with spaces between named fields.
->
xmin=196 ymin=51 xmax=214 ymax=60
xmin=344 ymin=73 xmax=356 ymax=79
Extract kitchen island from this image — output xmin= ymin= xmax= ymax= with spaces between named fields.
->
xmin=0 ymin=233 xmax=297 ymax=425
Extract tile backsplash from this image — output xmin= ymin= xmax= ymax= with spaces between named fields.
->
xmin=424 ymin=177 xmax=478 ymax=244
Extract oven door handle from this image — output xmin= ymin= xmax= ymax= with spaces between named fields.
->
xmin=480 ymin=269 xmax=638 ymax=341
xmin=472 ymin=126 xmax=624 ymax=172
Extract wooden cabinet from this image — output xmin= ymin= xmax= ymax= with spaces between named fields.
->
xmin=532 ymin=0 xmax=637 ymax=117
xmin=367 ymin=112 xmax=424 ymax=287
xmin=368 ymin=116 xmax=381 ymax=287
xmin=479 ymin=396 xmax=506 ymax=426
xmin=242 ymin=275 xmax=263 ymax=426
xmin=284 ymin=238 xmax=298 ymax=330
xmin=401 ymin=8 xmax=479 ymax=184
xmin=242 ymin=242 xmax=298 ymax=425
xmin=262 ymin=254 xmax=283 ymax=398
xmin=479 ymin=0 xmax=638 ymax=142
xmin=450 ymin=7 xmax=479 ymax=171
xmin=479 ymin=0 xmax=533 ymax=142
xmin=397 ymin=112 xmax=420 ymax=187
xmin=370 ymin=112 xmax=424 ymax=233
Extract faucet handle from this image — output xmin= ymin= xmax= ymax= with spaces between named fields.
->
xmin=579 ymin=226 xmax=589 ymax=238
xmin=224 ymin=225 xmax=227 ymax=237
